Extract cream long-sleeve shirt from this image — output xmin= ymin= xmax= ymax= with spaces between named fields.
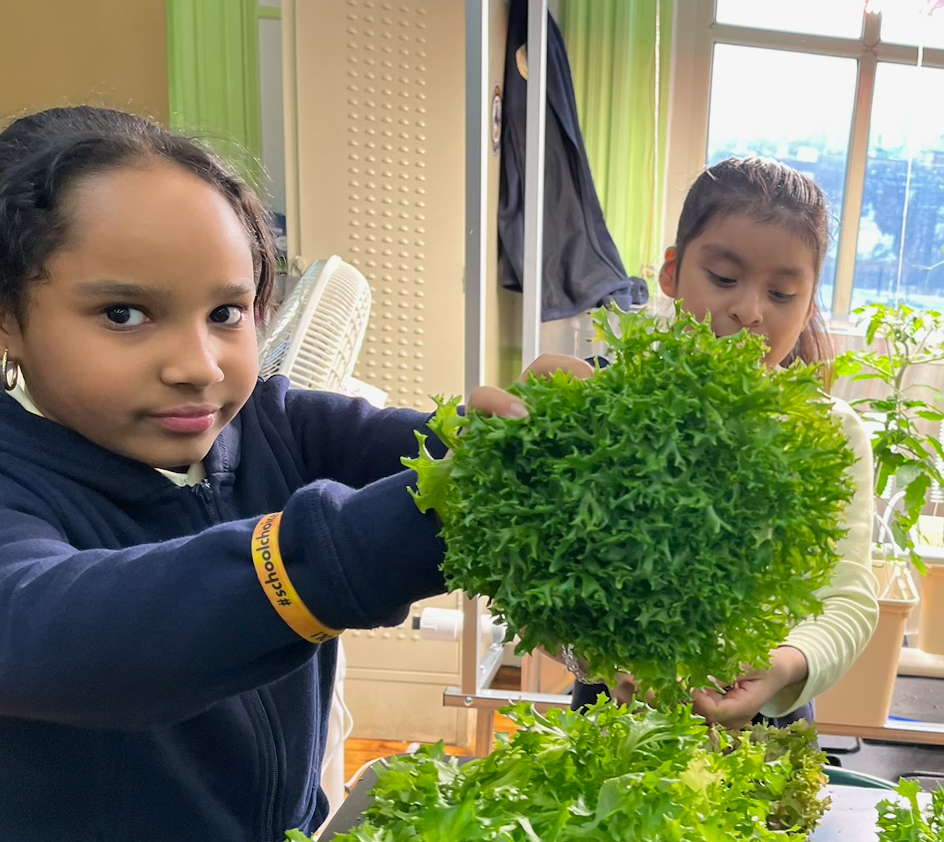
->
xmin=759 ymin=396 xmax=878 ymax=718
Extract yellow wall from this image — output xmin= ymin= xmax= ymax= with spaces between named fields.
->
xmin=0 ymin=0 xmax=168 ymax=124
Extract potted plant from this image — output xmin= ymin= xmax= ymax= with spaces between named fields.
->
xmin=816 ymin=304 xmax=944 ymax=727
xmin=834 ymin=304 xmax=944 ymax=567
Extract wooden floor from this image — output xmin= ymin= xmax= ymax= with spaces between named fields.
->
xmin=342 ymin=666 xmax=520 ymax=784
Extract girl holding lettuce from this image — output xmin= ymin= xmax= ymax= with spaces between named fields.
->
xmin=571 ymin=157 xmax=878 ymax=729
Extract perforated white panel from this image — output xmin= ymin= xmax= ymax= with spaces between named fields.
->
xmin=289 ymin=0 xmax=505 ymax=746
xmin=343 ymin=2 xmax=432 ymax=407
xmin=294 ymin=0 xmax=465 ymax=409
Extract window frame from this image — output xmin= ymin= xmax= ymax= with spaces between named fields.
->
xmin=663 ymin=0 xmax=944 ymax=319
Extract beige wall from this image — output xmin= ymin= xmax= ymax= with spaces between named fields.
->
xmin=0 ymin=0 xmax=168 ymax=124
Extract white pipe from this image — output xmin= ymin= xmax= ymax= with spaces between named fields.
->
xmin=462 ymin=0 xmax=490 ymax=698
xmin=522 ymin=0 xmax=548 ymax=366
xmin=464 ymin=0 xmax=489 ymax=395
xmin=418 ymin=607 xmax=506 ymax=645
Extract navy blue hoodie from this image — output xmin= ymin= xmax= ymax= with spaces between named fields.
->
xmin=0 ymin=376 xmax=447 ymax=840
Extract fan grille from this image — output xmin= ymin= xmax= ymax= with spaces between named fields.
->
xmin=258 ymin=257 xmax=372 ymax=392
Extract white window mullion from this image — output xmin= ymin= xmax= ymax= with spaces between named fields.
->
xmin=833 ymin=12 xmax=881 ymax=318
xmin=708 ymin=23 xmax=869 ymax=59
xmin=875 ymin=42 xmax=944 ymax=68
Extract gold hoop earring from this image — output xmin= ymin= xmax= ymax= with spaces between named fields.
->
xmin=2 ymin=349 xmax=19 ymax=392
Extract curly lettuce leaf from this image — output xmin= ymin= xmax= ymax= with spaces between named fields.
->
xmin=876 ymin=779 xmax=944 ymax=841
xmin=403 ymin=305 xmax=856 ymax=702
xmin=313 ymin=699 xmax=829 ymax=842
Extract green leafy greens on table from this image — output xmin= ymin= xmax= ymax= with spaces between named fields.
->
xmin=293 ymin=699 xmax=829 ymax=842
xmin=404 ymin=306 xmax=857 ymax=701
xmin=875 ymin=779 xmax=944 ymax=841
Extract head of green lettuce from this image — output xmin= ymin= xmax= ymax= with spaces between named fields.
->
xmin=404 ymin=306 xmax=855 ymax=705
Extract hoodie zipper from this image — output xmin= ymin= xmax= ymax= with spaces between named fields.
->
xmin=191 ymin=479 xmax=219 ymax=523
xmin=190 ymin=479 xmax=280 ymax=839
xmin=251 ymin=691 xmax=280 ymax=842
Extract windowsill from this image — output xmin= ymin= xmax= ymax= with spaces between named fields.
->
xmin=825 ymin=317 xmax=865 ymax=338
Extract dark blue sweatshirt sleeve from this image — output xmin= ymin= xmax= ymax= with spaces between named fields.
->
xmin=280 ymin=386 xmax=449 ymax=489
xmin=0 ymin=471 xmax=445 ymax=729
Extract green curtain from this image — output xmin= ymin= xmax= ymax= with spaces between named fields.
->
xmin=166 ymin=0 xmax=262 ymax=187
xmin=559 ymin=0 xmax=674 ymax=283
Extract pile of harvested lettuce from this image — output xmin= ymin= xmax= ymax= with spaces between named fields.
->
xmin=285 ymin=699 xmax=830 ymax=842
xmin=404 ymin=306 xmax=856 ymax=701
xmin=876 ymin=779 xmax=944 ymax=841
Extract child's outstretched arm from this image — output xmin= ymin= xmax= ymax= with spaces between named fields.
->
xmin=0 ymin=470 xmax=445 ymax=729
xmin=0 ymin=356 xmax=592 ymax=731
xmin=692 ymin=397 xmax=878 ymax=727
xmin=279 ymin=356 xmax=591 ymax=491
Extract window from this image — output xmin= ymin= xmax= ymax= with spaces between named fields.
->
xmin=880 ymin=0 xmax=944 ymax=49
xmin=714 ymin=0 xmax=864 ymax=39
xmin=855 ymin=62 xmax=944 ymax=311
xmin=706 ymin=46 xmax=857 ymax=300
xmin=667 ymin=0 xmax=944 ymax=318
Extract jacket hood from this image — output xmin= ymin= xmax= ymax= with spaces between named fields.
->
xmin=0 ymin=391 xmax=243 ymax=506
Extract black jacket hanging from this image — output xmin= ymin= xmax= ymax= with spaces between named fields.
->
xmin=498 ymin=0 xmax=648 ymax=322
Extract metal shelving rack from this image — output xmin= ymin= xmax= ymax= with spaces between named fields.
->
xmin=444 ymin=0 xmax=573 ymax=756
xmin=448 ymin=0 xmax=944 ymax=757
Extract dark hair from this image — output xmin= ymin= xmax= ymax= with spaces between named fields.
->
xmin=674 ymin=157 xmax=833 ymax=376
xmin=0 ymin=106 xmax=276 ymax=326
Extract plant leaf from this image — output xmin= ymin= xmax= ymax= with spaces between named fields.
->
xmin=325 ymin=700 xmax=830 ymax=842
xmin=406 ymin=305 xmax=855 ymax=700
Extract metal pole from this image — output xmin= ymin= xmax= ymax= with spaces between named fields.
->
xmin=522 ymin=0 xmax=548 ymax=366
xmin=280 ymin=0 xmax=302 ymax=269
xmin=462 ymin=0 xmax=489 ymax=698
xmin=465 ymin=0 xmax=489 ymax=394
xmin=833 ymin=10 xmax=880 ymax=317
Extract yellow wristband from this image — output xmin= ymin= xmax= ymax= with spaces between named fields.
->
xmin=251 ymin=512 xmax=343 ymax=644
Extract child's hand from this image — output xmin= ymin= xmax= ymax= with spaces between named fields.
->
xmin=611 ymin=674 xmax=660 ymax=707
xmin=520 ymin=353 xmax=594 ymax=382
xmin=612 ymin=673 xmax=639 ymax=706
xmin=466 ymin=354 xmax=594 ymax=419
xmin=690 ymin=646 xmax=809 ymax=729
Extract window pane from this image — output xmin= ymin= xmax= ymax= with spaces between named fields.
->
xmin=707 ymin=46 xmax=858 ymax=305
xmin=853 ymin=63 xmax=944 ymax=312
xmin=715 ymin=0 xmax=864 ymax=38
xmin=879 ymin=0 xmax=944 ymax=49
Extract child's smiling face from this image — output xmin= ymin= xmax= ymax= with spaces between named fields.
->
xmin=660 ymin=213 xmax=818 ymax=368
xmin=0 ymin=160 xmax=260 ymax=468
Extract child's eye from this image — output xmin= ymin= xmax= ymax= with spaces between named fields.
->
xmin=209 ymin=305 xmax=246 ymax=326
xmin=770 ymin=290 xmax=797 ymax=303
xmin=707 ymin=271 xmax=736 ymax=287
xmin=104 ymin=306 xmax=147 ymax=327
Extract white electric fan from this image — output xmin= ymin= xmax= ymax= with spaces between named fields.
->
xmin=258 ymin=255 xmax=372 ymax=393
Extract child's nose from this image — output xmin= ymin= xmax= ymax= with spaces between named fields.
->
xmin=729 ymin=292 xmax=764 ymax=327
xmin=160 ymin=328 xmax=225 ymax=388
